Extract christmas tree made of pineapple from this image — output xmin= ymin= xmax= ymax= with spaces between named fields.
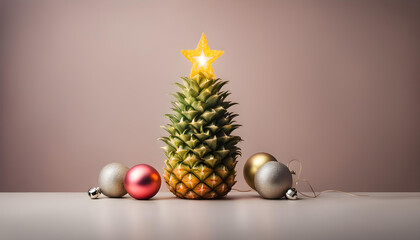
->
xmin=161 ymin=33 xmax=242 ymax=199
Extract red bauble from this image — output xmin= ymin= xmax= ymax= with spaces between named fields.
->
xmin=124 ymin=164 xmax=161 ymax=200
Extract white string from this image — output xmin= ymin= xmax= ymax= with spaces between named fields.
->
xmin=287 ymin=159 xmax=367 ymax=198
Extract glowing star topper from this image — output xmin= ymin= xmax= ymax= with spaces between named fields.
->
xmin=181 ymin=33 xmax=224 ymax=78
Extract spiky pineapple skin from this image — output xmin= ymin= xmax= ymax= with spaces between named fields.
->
xmin=161 ymin=72 xmax=241 ymax=199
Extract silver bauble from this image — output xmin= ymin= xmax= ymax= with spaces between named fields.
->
xmin=88 ymin=187 xmax=101 ymax=199
xmin=285 ymin=188 xmax=298 ymax=200
xmin=254 ymin=161 xmax=293 ymax=199
xmin=243 ymin=152 xmax=277 ymax=190
xmin=98 ymin=163 xmax=129 ymax=198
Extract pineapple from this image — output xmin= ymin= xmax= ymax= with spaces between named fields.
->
xmin=161 ymin=72 xmax=242 ymax=199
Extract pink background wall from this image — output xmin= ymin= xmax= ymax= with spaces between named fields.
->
xmin=1 ymin=0 xmax=419 ymax=192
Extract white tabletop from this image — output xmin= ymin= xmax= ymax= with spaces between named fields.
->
xmin=1 ymin=192 xmax=419 ymax=240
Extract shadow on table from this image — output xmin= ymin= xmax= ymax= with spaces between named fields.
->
xmin=153 ymin=193 xmax=305 ymax=201
xmin=148 ymin=195 xmax=261 ymax=201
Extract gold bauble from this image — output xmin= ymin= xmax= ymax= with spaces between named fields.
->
xmin=243 ymin=152 xmax=277 ymax=190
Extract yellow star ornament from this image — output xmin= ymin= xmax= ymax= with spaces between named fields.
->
xmin=181 ymin=33 xmax=224 ymax=78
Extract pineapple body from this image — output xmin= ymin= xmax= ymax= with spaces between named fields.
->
xmin=161 ymin=72 xmax=241 ymax=199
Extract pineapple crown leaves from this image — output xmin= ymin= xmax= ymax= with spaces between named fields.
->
xmin=161 ymin=72 xmax=242 ymax=166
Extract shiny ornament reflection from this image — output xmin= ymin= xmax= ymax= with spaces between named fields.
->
xmin=124 ymin=164 xmax=161 ymax=200
xmin=88 ymin=187 xmax=101 ymax=199
xmin=243 ymin=152 xmax=277 ymax=190
xmin=285 ymin=188 xmax=298 ymax=200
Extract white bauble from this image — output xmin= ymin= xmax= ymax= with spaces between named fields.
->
xmin=98 ymin=163 xmax=129 ymax=198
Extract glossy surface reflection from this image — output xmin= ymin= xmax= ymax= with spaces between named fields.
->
xmin=124 ymin=164 xmax=161 ymax=199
